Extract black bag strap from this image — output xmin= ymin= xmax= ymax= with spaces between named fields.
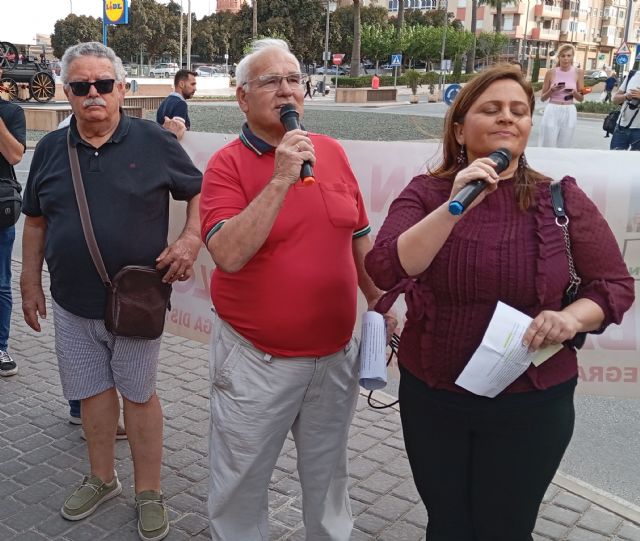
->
xmin=550 ymin=180 xmax=581 ymax=296
xmin=66 ymin=130 xmax=112 ymax=288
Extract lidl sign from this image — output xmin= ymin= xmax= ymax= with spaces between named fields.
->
xmin=104 ymin=0 xmax=128 ymax=25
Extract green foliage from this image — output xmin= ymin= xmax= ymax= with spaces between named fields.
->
xmin=531 ymin=51 xmax=540 ymax=83
xmin=475 ymin=32 xmax=509 ymax=65
xmin=361 ymin=24 xmax=397 ymax=68
xmin=51 ymin=15 xmax=102 ymax=59
xmin=334 ymin=71 xmax=475 ymax=87
xmin=404 ymin=69 xmax=421 ymax=94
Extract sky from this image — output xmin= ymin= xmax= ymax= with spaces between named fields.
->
xmin=0 ymin=0 xmax=217 ymax=45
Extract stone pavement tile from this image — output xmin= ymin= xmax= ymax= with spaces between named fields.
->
xmin=368 ymin=493 xmax=415 ymax=522
xmin=567 ymin=527 xmax=615 ymax=540
xmin=269 ymin=520 xmax=294 ymax=540
xmin=61 ymin=522 xmax=106 ymax=541
xmin=173 ymin=512 xmax=210 ymax=536
xmin=578 ymin=507 xmax=625 ymax=535
xmin=377 ymin=520 xmax=425 ymax=541
xmin=618 ymin=522 xmax=640 ymax=541
xmin=89 ymin=502 xmax=136 ymax=531
xmin=272 ymin=506 xmax=303 ymax=528
xmin=11 ymin=531 xmax=50 ymax=541
xmin=540 ymin=503 xmax=581 ymax=526
xmin=354 ymin=511 xmax=389 ymax=535
xmin=553 ymin=491 xmax=592 ymax=513
xmin=392 ymin=478 xmax=422 ymax=503
xmin=534 ymin=516 xmax=571 ymax=539
xmin=403 ymin=503 xmax=428 ymax=529
xmin=358 ymin=470 xmax=402 ymax=495
xmin=349 ymin=484 xmax=384 ymax=505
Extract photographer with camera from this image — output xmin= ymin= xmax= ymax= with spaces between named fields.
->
xmin=610 ymin=69 xmax=640 ymax=150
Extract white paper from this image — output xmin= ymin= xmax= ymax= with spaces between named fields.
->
xmin=455 ymin=302 xmax=563 ymax=398
xmin=358 ymin=311 xmax=388 ymax=390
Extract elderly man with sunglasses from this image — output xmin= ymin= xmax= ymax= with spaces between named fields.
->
xmin=200 ymin=38 xmax=396 ymax=541
xmin=20 ymin=42 xmax=202 ymax=541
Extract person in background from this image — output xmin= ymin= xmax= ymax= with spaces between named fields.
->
xmin=365 ymin=64 xmax=635 ymax=540
xmin=304 ymin=77 xmax=312 ymax=99
xmin=372 ymin=73 xmax=380 ymax=90
xmin=156 ymin=69 xmax=197 ymax=140
xmin=603 ymin=70 xmax=617 ymax=103
xmin=0 ymin=66 xmax=26 ymax=377
xmin=200 ymin=38 xmax=396 ymax=540
xmin=610 ymin=68 xmax=640 ymax=150
xmin=539 ymin=44 xmax=584 ymax=147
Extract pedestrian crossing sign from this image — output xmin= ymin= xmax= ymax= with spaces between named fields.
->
xmin=616 ymin=42 xmax=631 ymax=56
xmin=391 ymin=54 xmax=402 ymax=67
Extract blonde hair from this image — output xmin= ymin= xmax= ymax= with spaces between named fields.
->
xmin=557 ymin=44 xmax=575 ymax=57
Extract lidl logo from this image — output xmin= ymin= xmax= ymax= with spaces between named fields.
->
xmin=104 ymin=0 xmax=128 ymax=25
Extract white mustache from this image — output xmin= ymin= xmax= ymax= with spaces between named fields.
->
xmin=83 ymin=97 xmax=107 ymax=107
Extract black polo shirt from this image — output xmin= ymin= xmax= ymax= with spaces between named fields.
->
xmin=0 ymin=99 xmax=26 ymax=179
xmin=23 ymin=113 xmax=202 ymax=319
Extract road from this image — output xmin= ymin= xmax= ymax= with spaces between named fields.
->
xmin=15 ymin=94 xmax=640 ymax=509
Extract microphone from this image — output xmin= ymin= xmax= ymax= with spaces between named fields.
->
xmin=448 ymin=148 xmax=512 ymax=216
xmin=279 ymin=104 xmax=316 ymax=186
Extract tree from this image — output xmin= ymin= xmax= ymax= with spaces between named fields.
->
xmin=51 ymin=15 xmax=102 ymax=59
xmin=361 ymin=24 xmax=396 ymax=70
xmin=397 ymin=0 xmax=405 ymax=34
xmin=475 ymin=31 xmax=508 ymax=66
xmin=351 ymin=0 xmax=361 ymax=77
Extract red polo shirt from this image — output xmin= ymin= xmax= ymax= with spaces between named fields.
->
xmin=200 ymin=126 xmax=370 ymax=357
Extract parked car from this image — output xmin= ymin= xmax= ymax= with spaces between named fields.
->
xmin=149 ymin=62 xmax=179 ymax=78
xmin=584 ymin=69 xmax=608 ymax=82
xmin=195 ymin=65 xmax=219 ymax=77
xmin=316 ymin=65 xmax=347 ymax=76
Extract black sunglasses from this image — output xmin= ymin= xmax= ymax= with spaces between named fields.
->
xmin=68 ymin=79 xmax=115 ymax=96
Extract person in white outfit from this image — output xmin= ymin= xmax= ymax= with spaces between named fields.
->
xmin=539 ymin=45 xmax=584 ymax=147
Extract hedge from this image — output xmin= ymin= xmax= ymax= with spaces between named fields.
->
xmin=575 ymin=101 xmax=618 ymax=114
xmin=328 ymin=71 xmax=477 ymax=88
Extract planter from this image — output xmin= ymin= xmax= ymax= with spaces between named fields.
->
xmin=409 ymin=94 xmax=419 ymax=104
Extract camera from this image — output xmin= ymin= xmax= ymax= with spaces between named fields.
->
xmin=628 ymin=98 xmax=640 ymax=110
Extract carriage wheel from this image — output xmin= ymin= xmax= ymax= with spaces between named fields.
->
xmin=0 ymin=78 xmax=18 ymax=101
xmin=0 ymin=42 xmax=19 ymax=70
xmin=30 ymin=71 xmax=55 ymax=102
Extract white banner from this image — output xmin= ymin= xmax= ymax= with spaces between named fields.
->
xmin=168 ymin=132 xmax=640 ymax=398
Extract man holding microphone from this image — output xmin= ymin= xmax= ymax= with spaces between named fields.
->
xmin=199 ymin=38 xmax=396 ymax=541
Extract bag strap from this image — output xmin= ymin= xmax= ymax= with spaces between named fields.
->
xmin=66 ymin=130 xmax=112 ymax=287
xmin=550 ymin=180 xmax=581 ymax=296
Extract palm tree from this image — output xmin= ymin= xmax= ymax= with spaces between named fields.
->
xmin=397 ymin=0 xmax=405 ymax=34
xmin=351 ymin=0 xmax=361 ymax=77
xmin=480 ymin=0 xmax=503 ymax=32
xmin=252 ymin=0 xmax=258 ymax=39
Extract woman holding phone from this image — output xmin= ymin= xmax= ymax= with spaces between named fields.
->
xmin=539 ymin=44 xmax=584 ymax=147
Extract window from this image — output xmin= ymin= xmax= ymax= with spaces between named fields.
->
xmin=504 ymin=15 xmax=514 ymax=30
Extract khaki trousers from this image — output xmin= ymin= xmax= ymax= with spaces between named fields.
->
xmin=207 ymin=313 xmax=360 ymax=541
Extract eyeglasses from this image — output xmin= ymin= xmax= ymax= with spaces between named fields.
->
xmin=242 ymin=73 xmax=304 ymax=92
xmin=68 ymin=79 xmax=116 ymax=96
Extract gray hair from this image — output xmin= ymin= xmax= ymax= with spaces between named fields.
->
xmin=60 ymin=42 xmax=126 ymax=85
xmin=236 ymin=38 xmax=300 ymax=88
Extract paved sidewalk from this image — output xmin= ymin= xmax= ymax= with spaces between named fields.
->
xmin=1 ymin=261 xmax=640 ymax=541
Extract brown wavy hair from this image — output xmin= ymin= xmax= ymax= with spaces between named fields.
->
xmin=430 ymin=64 xmax=548 ymax=210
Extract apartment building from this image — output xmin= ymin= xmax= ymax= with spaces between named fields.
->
xmin=217 ymin=0 xmax=249 ymax=13
xmin=387 ymin=0 xmax=640 ymax=72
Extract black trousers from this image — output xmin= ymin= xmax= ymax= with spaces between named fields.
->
xmin=399 ymin=367 xmax=576 ymax=541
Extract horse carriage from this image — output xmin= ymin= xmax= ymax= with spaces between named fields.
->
xmin=0 ymin=41 xmax=56 ymax=103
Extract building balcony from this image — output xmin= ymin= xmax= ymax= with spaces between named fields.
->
xmin=534 ymin=4 xmax=563 ymax=19
xmin=599 ymin=34 xmax=620 ymax=47
xmin=531 ymin=27 xmax=561 ymax=40
xmin=603 ymin=0 xmax=627 ymax=7
xmin=493 ymin=2 xmax=525 ymax=14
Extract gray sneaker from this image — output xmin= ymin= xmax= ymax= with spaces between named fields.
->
xmin=0 ymin=350 xmax=17 ymax=377
xmin=61 ymin=471 xmax=122 ymax=520
xmin=135 ymin=490 xmax=169 ymax=541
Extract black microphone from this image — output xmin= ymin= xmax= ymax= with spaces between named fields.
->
xmin=279 ymin=104 xmax=315 ymax=186
xmin=448 ymin=148 xmax=512 ymax=215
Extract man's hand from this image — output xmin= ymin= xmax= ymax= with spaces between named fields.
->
xmin=271 ymin=129 xmax=315 ymax=186
xmin=162 ymin=116 xmax=186 ymax=140
xmin=21 ymin=283 xmax=46 ymax=332
xmin=156 ymin=232 xmax=201 ymax=283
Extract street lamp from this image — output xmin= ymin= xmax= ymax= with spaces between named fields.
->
xmin=519 ymin=0 xmax=532 ymax=71
xmin=179 ymin=0 xmax=183 ymax=69
xmin=69 ymin=0 xmax=73 ymax=14
xmin=322 ymin=1 xmax=332 ymax=96
xmin=186 ymin=0 xmax=192 ymax=70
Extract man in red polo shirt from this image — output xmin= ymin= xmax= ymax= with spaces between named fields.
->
xmin=200 ymin=38 xmax=396 ymax=541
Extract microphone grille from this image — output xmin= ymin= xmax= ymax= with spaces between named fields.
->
xmin=279 ymin=104 xmax=298 ymax=119
xmin=491 ymin=148 xmax=512 ymax=174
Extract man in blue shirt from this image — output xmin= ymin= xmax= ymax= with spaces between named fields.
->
xmin=0 ymin=67 xmax=26 ymax=377
xmin=604 ymin=71 xmax=617 ymax=103
xmin=156 ymin=69 xmax=197 ymax=140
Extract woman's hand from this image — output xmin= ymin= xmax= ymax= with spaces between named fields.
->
xmin=450 ymin=157 xmax=501 ymax=212
xmin=522 ymin=310 xmax=581 ymax=352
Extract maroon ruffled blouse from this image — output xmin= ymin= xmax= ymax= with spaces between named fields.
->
xmin=365 ymin=175 xmax=635 ymax=394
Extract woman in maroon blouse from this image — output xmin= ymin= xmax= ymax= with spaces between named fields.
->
xmin=365 ymin=65 xmax=634 ymax=540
